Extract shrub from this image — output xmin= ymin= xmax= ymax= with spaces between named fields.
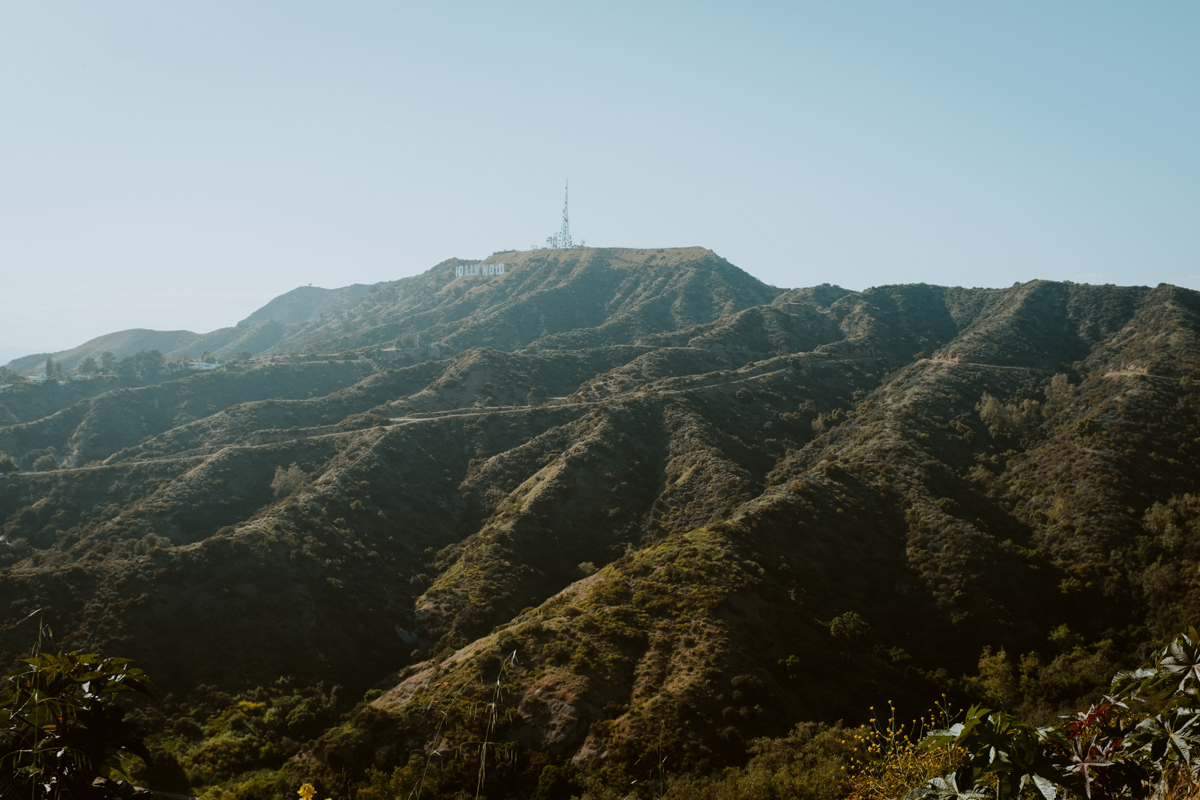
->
xmin=830 ymin=611 xmax=870 ymax=640
xmin=977 ymin=392 xmax=1041 ymax=438
xmin=271 ymin=463 xmax=306 ymax=498
xmin=0 ymin=636 xmax=155 ymax=798
xmin=32 ymin=454 xmax=58 ymax=472
xmin=843 ymin=701 xmax=964 ymax=800
xmin=1045 ymin=373 xmax=1075 ymax=406
xmin=899 ymin=628 xmax=1200 ymax=800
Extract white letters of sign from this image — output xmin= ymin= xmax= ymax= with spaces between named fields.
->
xmin=455 ymin=263 xmax=506 ymax=279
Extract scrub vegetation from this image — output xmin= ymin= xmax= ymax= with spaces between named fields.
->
xmin=3 ymin=248 xmax=1200 ymax=797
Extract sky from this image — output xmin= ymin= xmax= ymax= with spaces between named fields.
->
xmin=1 ymin=2 xmax=1197 ymax=357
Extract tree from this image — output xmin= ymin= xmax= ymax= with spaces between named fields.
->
xmin=137 ymin=350 xmax=164 ymax=380
xmin=967 ymin=646 xmax=1019 ymax=711
xmin=271 ymin=463 xmax=306 ymax=498
xmin=829 ymin=611 xmax=870 ymax=639
xmin=32 ymin=454 xmax=58 ymax=472
xmin=100 ymin=351 xmax=117 ymax=374
xmin=0 ymin=629 xmax=155 ymax=799
xmin=1045 ymin=373 xmax=1075 ymax=406
xmin=977 ymin=392 xmax=1042 ymax=439
xmin=116 ymin=356 xmax=136 ymax=383
xmin=0 ymin=451 xmax=18 ymax=474
xmin=77 ymin=356 xmax=98 ymax=375
xmin=117 ymin=350 xmax=165 ymax=385
xmin=45 ymin=356 xmax=56 ymax=379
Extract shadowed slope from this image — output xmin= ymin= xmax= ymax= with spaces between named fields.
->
xmin=3 ymin=274 xmax=1200 ymax=792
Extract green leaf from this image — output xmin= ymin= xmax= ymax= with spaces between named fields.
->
xmin=1026 ymin=773 xmax=1058 ymax=800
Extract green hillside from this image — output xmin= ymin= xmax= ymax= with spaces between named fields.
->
xmin=2 ymin=249 xmax=1197 ymax=799
xmin=2 ymin=247 xmax=774 ymax=374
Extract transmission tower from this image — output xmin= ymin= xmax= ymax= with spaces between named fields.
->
xmin=559 ymin=179 xmax=572 ymax=248
xmin=545 ymin=179 xmax=574 ymax=248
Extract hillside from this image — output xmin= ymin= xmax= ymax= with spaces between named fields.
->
xmin=2 ymin=323 xmax=294 ymax=376
xmin=237 ymin=283 xmax=377 ymax=327
xmin=3 ymin=246 xmax=775 ymax=374
xmin=1 ymin=251 xmax=1197 ymax=798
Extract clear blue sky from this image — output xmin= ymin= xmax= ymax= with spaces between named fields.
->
xmin=2 ymin=2 xmax=1197 ymax=355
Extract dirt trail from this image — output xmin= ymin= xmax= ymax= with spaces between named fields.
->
xmin=8 ymin=366 xmax=798 ymax=478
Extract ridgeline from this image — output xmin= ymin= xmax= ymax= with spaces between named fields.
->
xmin=2 ymin=247 xmax=1198 ymax=798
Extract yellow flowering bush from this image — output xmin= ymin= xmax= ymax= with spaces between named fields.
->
xmin=841 ymin=699 xmax=965 ymax=800
xmin=296 ymin=782 xmax=331 ymax=800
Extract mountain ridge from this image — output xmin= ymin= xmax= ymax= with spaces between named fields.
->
xmin=1 ymin=249 xmax=1197 ymax=798
xmin=3 ymin=247 xmax=772 ymax=374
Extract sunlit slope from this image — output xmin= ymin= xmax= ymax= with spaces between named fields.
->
xmin=2 ymin=272 xmax=1200 ymax=773
xmin=252 ymin=246 xmax=782 ymax=355
xmin=3 ymin=246 xmax=779 ymax=373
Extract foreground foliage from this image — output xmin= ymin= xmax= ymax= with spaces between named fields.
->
xmin=6 ymin=264 xmax=1200 ymax=796
xmin=842 ymin=628 xmax=1200 ymax=800
xmin=0 ymin=624 xmax=154 ymax=799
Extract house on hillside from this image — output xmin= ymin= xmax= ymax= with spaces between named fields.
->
xmin=188 ymin=361 xmax=221 ymax=371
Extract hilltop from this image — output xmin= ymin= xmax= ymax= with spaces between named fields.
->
xmin=3 ymin=247 xmax=773 ymax=374
xmin=1 ymin=248 xmax=1198 ymax=798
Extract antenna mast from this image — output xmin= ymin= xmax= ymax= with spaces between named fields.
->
xmin=560 ymin=179 xmax=572 ymax=248
xmin=544 ymin=179 xmax=577 ymax=248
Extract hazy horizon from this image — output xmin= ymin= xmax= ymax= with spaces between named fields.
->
xmin=3 ymin=2 xmax=1196 ymax=355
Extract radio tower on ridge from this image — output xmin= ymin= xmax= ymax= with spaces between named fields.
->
xmin=545 ymin=180 xmax=574 ymax=249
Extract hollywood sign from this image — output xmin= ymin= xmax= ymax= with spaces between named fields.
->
xmin=455 ymin=263 xmax=507 ymax=277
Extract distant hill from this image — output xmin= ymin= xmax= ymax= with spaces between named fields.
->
xmin=2 ymin=324 xmax=290 ymax=375
xmin=3 ymin=247 xmax=773 ymax=373
xmin=0 ymin=281 xmax=383 ymax=373
xmin=2 ymin=250 xmax=1199 ymax=799
xmin=0 ymin=347 xmax=40 ymax=367
xmin=237 ymin=283 xmax=376 ymax=326
xmin=238 ymin=246 xmax=779 ymax=356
